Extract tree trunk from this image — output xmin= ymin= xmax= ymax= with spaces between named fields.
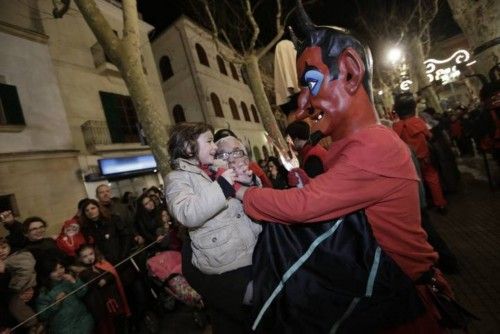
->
xmin=245 ymin=54 xmax=286 ymax=148
xmin=408 ymin=36 xmax=444 ymax=113
xmin=448 ymin=0 xmax=500 ymax=80
xmin=73 ymin=0 xmax=170 ymax=176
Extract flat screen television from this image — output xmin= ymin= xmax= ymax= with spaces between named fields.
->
xmin=98 ymin=154 xmax=157 ymax=178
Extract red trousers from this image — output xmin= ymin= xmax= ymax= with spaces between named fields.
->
xmin=420 ymin=160 xmax=447 ymax=208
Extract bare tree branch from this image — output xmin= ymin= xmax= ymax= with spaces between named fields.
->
xmin=122 ymin=0 xmax=139 ymax=52
xmin=202 ymin=0 xmax=244 ymax=63
xmin=245 ymin=0 xmax=260 ymax=52
xmin=256 ymin=0 xmax=284 ymax=59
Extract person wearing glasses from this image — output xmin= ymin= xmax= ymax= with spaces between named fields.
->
xmin=165 ymin=123 xmax=262 ymax=334
xmin=22 ymin=217 xmax=67 ymax=263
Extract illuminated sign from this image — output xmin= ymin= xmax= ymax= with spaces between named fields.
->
xmin=424 ymin=49 xmax=470 ymax=85
xmin=400 ymin=80 xmax=413 ymax=91
xmin=98 ymin=154 xmax=157 ymax=177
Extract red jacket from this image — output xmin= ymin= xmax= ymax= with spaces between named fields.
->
xmin=393 ymin=117 xmax=431 ymax=159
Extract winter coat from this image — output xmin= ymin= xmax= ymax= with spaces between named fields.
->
xmin=164 ymin=158 xmax=262 ymax=274
xmin=4 ymin=250 xmax=36 ymax=292
xmin=36 ymin=279 xmax=94 ymax=334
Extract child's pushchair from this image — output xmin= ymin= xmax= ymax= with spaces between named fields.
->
xmin=146 ymin=250 xmax=207 ymax=328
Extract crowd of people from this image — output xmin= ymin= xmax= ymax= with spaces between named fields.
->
xmin=0 ymin=183 xmax=189 ymax=334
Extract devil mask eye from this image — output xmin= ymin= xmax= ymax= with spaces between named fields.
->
xmin=304 ymin=69 xmax=324 ymax=96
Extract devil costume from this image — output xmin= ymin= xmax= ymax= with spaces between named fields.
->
xmin=239 ymin=3 xmax=456 ymax=333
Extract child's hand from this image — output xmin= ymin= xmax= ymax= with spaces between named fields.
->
xmin=62 ymin=273 xmax=76 ymax=284
xmin=55 ymin=292 xmax=66 ymax=303
xmin=19 ymin=288 xmax=34 ymax=302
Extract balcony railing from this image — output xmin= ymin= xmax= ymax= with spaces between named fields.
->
xmin=81 ymin=120 xmax=173 ymax=154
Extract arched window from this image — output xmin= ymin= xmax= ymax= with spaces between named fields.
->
xmin=241 ymin=68 xmax=248 ymax=84
xmin=251 ymin=104 xmax=260 ymax=123
xmin=216 ymin=55 xmax=227 ymax=75
xmin=262 ymin=146 xmax=269 ymax=160
xmin=195 ymin=43 xmax=209 ymax=67
xmin=172 ymin=105 xmax=186 ymax=123
xmin=228 ymin=98 xmax=240 ymax=120
xmin=241 ymin=102 xmax=251 ymax=121
xmin=230 ymin=63 xmax=239 ymax=81
xmin=253 ymin=146 xmax=262 ymax=161
xmin=210 ymin=93 xmax=224 ymax=118
xmin=159 ymin=56 xmax=173 ymax=81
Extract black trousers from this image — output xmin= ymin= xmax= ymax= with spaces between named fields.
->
xmin=181 ymin=239 xmax=252 ymax=334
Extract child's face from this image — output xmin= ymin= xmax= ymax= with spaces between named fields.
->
xmin=0 ymin=242 xmax=11 ymax=260
xmin=50 ymin=263 xmax=66 ymax=281
xmin=161 ymin=210 xmax=171 ymax=223
xmin=196 ymin=131 xmax=217 ymax=165
xmin=64 ymin=223 xmax=80 ymax=237
xmin=79 ymin=248 xmax=96 ymax=265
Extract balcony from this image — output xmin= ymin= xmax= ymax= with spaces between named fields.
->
xmin=81 ymin=120 xmax=147 ymax=154
xmin=81 ymin=120 xmax=172 ymax=154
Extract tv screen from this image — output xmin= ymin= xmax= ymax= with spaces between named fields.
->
xmin=98 ymin=154 xmax=157 ymax=177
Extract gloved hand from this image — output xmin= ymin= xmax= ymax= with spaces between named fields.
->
xmin=287 ymin=168 xmax=310 ymax=188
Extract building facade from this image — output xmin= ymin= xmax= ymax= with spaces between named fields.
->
xmin=0 ymin=0 xmax=169 ymax=234
xmin=152 ymin=16 xmax=272 ymax=161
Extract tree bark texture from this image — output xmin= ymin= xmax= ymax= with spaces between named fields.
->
xmin=245 ymin=55 xmax=287 ymax=149
xmin=448 ymin=0 xmax=500 ymax=79
xmin=408 ymin=36 xmax=444 ymax=113
xmin=73 ymin=0 xmax=170 ymax=176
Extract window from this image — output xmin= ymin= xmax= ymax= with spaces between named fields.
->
xmin=160 ymin=56 xmax=173 ymax=81
xmin=228 ymin=98 xmax=240 ymax=120
xmin=210 ymin=93 xmax=224 ymax=118
xmin=251 ymin=104 xmax=260 ymax=123
xmin=216 ymin=55 xmax=227 ymax=75
xmin=262 ymin=146 xmax=269 ymax=160
xmin=241 ymin=102 xmax=251 ymax=121
xmin=0 ymin=83 xmax=25 ymax=126
xmin=173 ymin=105 xmax=186 ymax=123
xmin=195 ymin=43 xmax=210 ymax=67
xmin=230 ymin=63 xmax=239 ymax=81
xmin=99 ymin=91 xmax=140 ymax=143
xmin=241 ymin=68 xmax=248 ymax=84
xmin=0 ymin=194 xmax=20 ymax=217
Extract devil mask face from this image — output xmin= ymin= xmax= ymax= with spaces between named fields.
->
xmin=291 ymin=2 xmax=373 ymax=141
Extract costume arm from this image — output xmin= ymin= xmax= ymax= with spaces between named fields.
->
xmin=243 ymin=163 xmax=393 ymax=223
xmin=165 ymin=172 xmax=227 ymax=228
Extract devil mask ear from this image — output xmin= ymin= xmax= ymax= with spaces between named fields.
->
xmin=338 ymin=48 xmax=365 ymax=96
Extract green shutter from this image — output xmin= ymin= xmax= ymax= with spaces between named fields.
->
xmin=0 ymin=83 xmax=25 ymax=125
xmin=99 ymin=91 xmax=123 ymax=143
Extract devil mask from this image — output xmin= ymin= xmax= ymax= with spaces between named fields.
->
xmin=292 ymin=1 xmax=375 ymax=141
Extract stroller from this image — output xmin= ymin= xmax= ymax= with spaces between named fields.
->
xmin=146 ymin=250 xmax=207 ymax=328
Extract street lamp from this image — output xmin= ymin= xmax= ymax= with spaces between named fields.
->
xmin=387 ymin=47 xmax=402 ymax=64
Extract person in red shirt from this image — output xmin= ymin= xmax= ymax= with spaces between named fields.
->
xmin=233 ymin=3 xmax=461 ymax=333
xmin=392 ymin=93 xmax=447 ymax=212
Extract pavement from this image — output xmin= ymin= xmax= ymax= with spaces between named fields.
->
xmin=156 ymin=153 xmax=500 ymax=334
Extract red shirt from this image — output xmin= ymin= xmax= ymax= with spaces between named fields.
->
xmin=249 ymin=161 xmax=273 ymax=188
xmin=392 ymin=117 xmax=431 ymax=159
xmin=243 ymin=124 xmax=437 ymax=280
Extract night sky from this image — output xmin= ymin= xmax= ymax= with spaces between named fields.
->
xmin=136 ymin=0 xmax=462 ymax=44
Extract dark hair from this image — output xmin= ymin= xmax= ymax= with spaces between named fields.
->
xmin=286 ymin=121 xmax=310 ymax=140
xmin=22 ymin=216 xmax=48 ymax=234
xmin=35 ymin=254 xmax=63 ymax=289
xmin=393 ymin=92 xmax=416 ymax=117
xmin=77 ymin=198 xmax=88 ymax=211
xmin=0 ymin=237 xmax=8 ymax=247
xmin=146 ymin=186 xmax=162 ymax=196
xmin=168 ymin=122 xmax=214 ymax=167
xmin=480 ymin=80 xmax=500 ymax=101
xmin=266 ymin=156 xmax=289 ymax=178
xmin=76 ymin=243 xmax=94 ymax=257
xmin=214 ymin=128 xmax=237 ymax=142
xmin=79 ymin=198 xmax=110 ymax=225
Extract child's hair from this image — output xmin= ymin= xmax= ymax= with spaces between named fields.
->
xmin=168 ymin=122 xmax=214 ymax=167
xmin=76 ymin=243 xmax=103 ymax=264
xmin=35 ymin=254 xmax=63 ymax=289
xmin=22 ymin=216 xmax=48 ymax=234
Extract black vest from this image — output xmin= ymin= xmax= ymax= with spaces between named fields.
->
xmin=251 ymin=211 xmax=425 ymax=333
